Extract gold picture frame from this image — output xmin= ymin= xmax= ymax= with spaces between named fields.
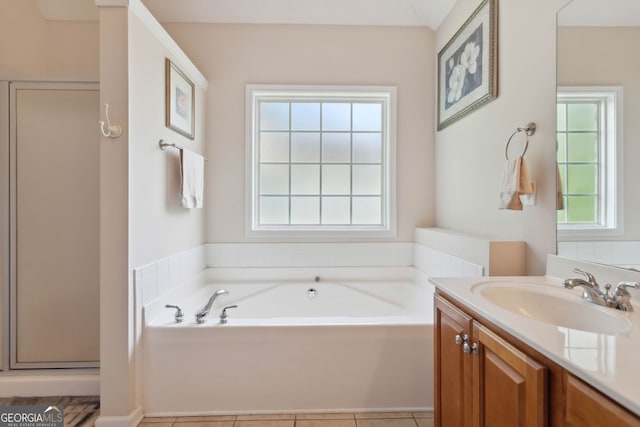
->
xmin=165 ymin=58 xmax=195 ymax=139
xmin=437 ymin=0 xmax=498 ymax=131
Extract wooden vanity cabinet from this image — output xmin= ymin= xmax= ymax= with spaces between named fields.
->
xmin=435 ymin=295 xmax=547 ymax=427
xmin=435 ymin=291 xmax=640 ymax=427
xmin=563 ymin=372 xmax=640 ymax=427
xmin=435 ymin=294 xmax=473 ymax=427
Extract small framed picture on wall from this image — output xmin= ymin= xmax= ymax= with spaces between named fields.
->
xmin=165 ymin=58 xmax=195 ymax=139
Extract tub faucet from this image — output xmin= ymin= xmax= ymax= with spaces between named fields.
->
xmin=195 ymin=289 xmax=229 ymax=324
xmin=563 ymin=268 xmax=610 ymax=308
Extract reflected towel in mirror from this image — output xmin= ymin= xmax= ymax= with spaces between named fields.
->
xmin=498 ymin=156 xmax=533 ymax=210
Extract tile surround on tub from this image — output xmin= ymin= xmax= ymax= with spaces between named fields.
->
xmin=413 ymin=243 xmax=483 ymax=278
xmin=134 ymin=245 xmax=207 ymax=306
xmin=205 ymin=242 xmax=414 ymax=268
xmin=135 ymin=239 xmax=485 ymax=308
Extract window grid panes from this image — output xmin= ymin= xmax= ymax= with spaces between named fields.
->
xmin=556 ymin=99 xmax=602 ymax=225
xmin=248 ymin=88 xmax=394 ymax=231
xmin=257 ymin=99 xmax=385 ymax=226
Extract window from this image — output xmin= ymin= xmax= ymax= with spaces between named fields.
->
xmin=556 ymin=87 xmax=622 ymax=236
xmin=246 ymin=85 xmax=396 ymax=237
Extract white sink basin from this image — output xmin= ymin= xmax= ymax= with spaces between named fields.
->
xmin=472 ymin=281 xmax=632 ymax=335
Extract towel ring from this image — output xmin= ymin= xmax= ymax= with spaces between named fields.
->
xmin=505 ymin=122 xmax=536 ymax=160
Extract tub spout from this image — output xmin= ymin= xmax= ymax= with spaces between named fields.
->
xmin=195 ymin=289 xmax=229 ymax=324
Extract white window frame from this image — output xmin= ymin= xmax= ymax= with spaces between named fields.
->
xmin=245 ymin=85 xmax=397 ymax=238
xmin=557 ymin=86 xmax=623 ymax=239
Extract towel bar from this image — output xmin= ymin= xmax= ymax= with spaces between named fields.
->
xmin=159 ymin=139 xmax=208 ymax=160
xmin=505 ymin=122 xmax=535 ymax=160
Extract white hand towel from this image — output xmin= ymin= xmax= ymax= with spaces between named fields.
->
xmin=498 ymin=156 xmax=533 ymax=210
xmin=180 ymin=149 xmax=205 ymax=209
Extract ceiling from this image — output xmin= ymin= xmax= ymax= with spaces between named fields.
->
xmin=34 ymin=0 xmax=457 ymax=30
xmin=34 ymin=0 xmax=640 ymax=31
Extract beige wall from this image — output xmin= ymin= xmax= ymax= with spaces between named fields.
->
xmin=129 ymin=12 xmax=207 ymax=268
xmin=0 ymin=0 xmax=98 ymax=79
xmin=557 ymin=27 xmax=640 ymax=241
xmin=434 ymin=0 xmax=567 ymax=274
xmin=164 ymin=23 xmax=435 ymax=243
xmin=99 ymin=1 xmax=209 ymax=420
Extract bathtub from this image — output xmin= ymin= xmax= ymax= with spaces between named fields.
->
xmin=142 ymin=267 xmax=434 ymax=416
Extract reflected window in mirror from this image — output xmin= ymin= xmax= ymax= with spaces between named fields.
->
xmin=557 ymin=86 xmax=623 ymax=236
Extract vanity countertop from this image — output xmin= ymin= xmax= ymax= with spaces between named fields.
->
xmin=430 ymin=275 xmax=640 ymax=417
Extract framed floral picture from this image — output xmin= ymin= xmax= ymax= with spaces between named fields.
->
xmin=165 ymin=58 xmax=195 ymax=139
xmin=437 ymin=0 xmax=498 ymax=131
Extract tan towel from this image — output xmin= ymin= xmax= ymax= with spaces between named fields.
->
xmin=498 ymin=156 xmax=533 ymax=210
xmin=180 ymin=149 xmax=205 ymax=209
xmin=556 ymin=163 xmax=564 ymax=210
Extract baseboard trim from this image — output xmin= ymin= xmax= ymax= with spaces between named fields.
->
xmin=95 ymin=405 xmax=144 ymax=427
xmin=0 ymin=374 xmax=99 ymax=397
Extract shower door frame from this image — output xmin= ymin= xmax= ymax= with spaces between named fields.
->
xmin=5 ymin=80 xmax=100 ymax=370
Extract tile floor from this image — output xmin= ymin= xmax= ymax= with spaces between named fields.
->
xmin=139 ymin=412 xmax=434 ymax=427
xmin=0 ymin=395 xmax=434 ymax=427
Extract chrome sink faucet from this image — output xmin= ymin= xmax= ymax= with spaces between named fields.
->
xmin=564 ymin=268 xmax=639 ymax=312
xmin=563 ymin=268 xmax=610 ymax=307
xmin=195 ymin=289 xmax=229 ymax=324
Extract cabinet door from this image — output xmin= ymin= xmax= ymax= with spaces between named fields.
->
xmin=472 ymin=322 xmax=548 ymax=427
xmin=564 ymin=373 xmax=640 ymax=427
xmin=435 ymin=295 xmax=474 ymax=427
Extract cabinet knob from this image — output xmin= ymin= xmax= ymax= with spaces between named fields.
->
xmin=463 ymin=342 xmax=479 ymax=355
xmin=463 ymin=342 xmax=471 ymax=355
xmin=455 ymin=334 xmax=469 ymax=346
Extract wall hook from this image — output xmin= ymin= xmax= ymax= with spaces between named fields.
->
xmin=99 ymin=103 xmax=123 ymax=138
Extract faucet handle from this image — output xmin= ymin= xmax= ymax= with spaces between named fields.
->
xmin=220 ymin=305 xmax=238 ymax=324
xmin=165 ymin=304 xmax=184 ymax=323
xmin=614 ymin=281 xmax=640 ymax=294
xmin=572 ymin=268 xmax=599 ymax=288
xmin=612 ymin=282 xmax=639 ymax=312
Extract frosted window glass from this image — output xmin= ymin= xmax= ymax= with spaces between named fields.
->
xmin=321 ymin=197 xmax=350 ymax=224
xmin=352 ymin=197 xmax=381 ymax=224
xmin=260 ymin=165 xmax=289 ymax=195
xmin=567 ymin=164 xmax=597 ymax=194
xmin=322 ymin=103 xmax=351 ymax=131
xmin=260 ymin=197 xmax=289 ymax=224
xmin=568 ymin=133 xmax=598 ymax=163
xmin=352 ymin=165 xmax=381 ymax=195
xmin=291 ymin=165 xmax=320 ymax=195
xmin=291 ymin=197 xmax=320 ymax=224
xmin=557 ymin=133 xmax=567 ymax=163
xmin=322 ymin=165 xmax=351 ymax=195
xmin=260 ymin=132 xmax=289 ymax=162
xmin=557 ymin=104 xmax=567 ymax=131
xmin=322 ymin=133 xmax=351 ymax=163
xmin=568 ymin=103 xmax=597 ymax=131
xmin=291 ymin=103 xmax=320 ymax=131
xmin=567 ymin=196 xmax=597 ymax=223
xmin=353 ymin=103 xmax=382 ymax=131
xmin=291 ymin=133 xmax=320 ymax=162
xmin=352 ymin=133 xmax=381 ymax=163
xmin=260 ymin=102 xmax=289 ymax=130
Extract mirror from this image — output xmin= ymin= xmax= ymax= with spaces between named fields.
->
xmin=556 ymin=0 xmax=640 ymax=270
